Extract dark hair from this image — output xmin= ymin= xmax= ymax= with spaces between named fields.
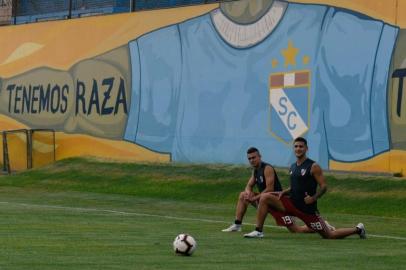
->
xmin=294 ymin=137 xmax=307 ymax=146
xmin=247 ymin=147 xmax=260 ymax=154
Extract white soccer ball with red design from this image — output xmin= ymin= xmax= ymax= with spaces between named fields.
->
xmin=173 ymin=234 xmax=197 ymax=256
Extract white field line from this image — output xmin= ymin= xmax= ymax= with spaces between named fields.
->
xmin=1 ymin=201 xmax=405 ymax=241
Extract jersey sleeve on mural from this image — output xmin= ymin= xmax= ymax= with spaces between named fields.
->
xmin=125 ymin=25 xmax=182 ymax=153
xmin=317 ymin=7 xmax=398 ymax=162
xmin=370 ymin=24 xmax=399 ymax=154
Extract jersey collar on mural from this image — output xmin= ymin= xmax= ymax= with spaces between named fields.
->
xmin=211 ymin=0 xmax=287 ymax=48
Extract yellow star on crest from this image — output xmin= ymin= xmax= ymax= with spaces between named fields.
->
xmin=281 ymin=40 xmax=299 ymax=67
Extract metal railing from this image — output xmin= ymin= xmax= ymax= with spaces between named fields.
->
xmin=1 ymin=129 xmax=55 ymax=174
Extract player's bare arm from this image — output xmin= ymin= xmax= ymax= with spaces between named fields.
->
xmin=305 ymin=163 xmax=328 ymax=205
xmin=276 ymin=187 xmax=291 ymax=199
xmin=271 ymin=186 xmax=290 ymax=199
xmin=243 ymin=174 xmax=256 ymax=202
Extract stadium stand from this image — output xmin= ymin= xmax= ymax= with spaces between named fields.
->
xmin=14 ymin=0 xmax=131 ymax=24
xmin=0 ymin=0 xmax=12 ymax=25
xmin=135 ymin=0 xmax=219 ymax=10
xmin=4 ymin=0 xmax=222 ymax=25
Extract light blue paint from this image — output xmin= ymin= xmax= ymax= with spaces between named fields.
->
xmin=124 ymin=2 xmax=398 ymax=168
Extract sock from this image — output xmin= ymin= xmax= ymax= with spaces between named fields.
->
xmin=234 ymin=220 xmax=242 ymax=225
xmin=255 ymin=227 xmax=263 ymax=232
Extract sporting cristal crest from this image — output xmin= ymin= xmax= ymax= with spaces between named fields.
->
xmin=269 ymin=40 xmax=310 ymax=144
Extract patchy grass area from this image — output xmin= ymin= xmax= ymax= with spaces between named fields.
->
xmin=0 ymin=158 xmax=405 ymax=269
xmin=2 ymin=157 xmax=405 ymax=218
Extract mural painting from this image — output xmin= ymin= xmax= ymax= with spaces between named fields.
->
xmin=0 ymin=0 xmax=405 ymax=173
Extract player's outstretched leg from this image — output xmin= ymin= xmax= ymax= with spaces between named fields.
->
xmin=318 ymin=222 xmax=366 ymax=239
xmin=287 ymin=220 xmax=335 ymax=233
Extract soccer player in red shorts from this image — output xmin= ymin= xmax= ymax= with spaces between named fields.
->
xmin=222 ymin=147 xmax=324 ymax=235
xmin=244 ymin=137 xmax=366 ymax=239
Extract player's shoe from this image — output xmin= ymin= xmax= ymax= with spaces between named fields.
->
xmin=356 ymin=223 xmax=366 ymax=239
xmin=222 ymin=224 xmax=242 ymax=232
xmin=325 ymin=220 xmax=336 ymax=231
xmin=243 ymin=230 xmax=264 ymax=238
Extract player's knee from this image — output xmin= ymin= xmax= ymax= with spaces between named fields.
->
xmin=263 ymin=193 xmax=278 ymax=203
xmin=258 ymin=193 xmax=270 ymax=204
xmin=238 ymin=192 xmax=250 ymax=205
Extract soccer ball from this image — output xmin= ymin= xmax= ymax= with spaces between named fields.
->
xmin=173 ymin=234 xmax=197 ymax=256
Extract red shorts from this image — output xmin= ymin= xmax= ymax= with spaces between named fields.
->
xmin=251 ymin=196 xmax=295 ymax=227
xmin=268 ymin=208 xmax=295 ymax=227
xmin=278 ymin=196 xmax=330 ymax=233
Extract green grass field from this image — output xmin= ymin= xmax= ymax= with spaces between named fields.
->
xmin=0 ymin=158 xmax=405 ymax=269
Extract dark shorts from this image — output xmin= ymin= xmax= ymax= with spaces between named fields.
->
xmin=278 ymin=196 xmax=330 ymax=232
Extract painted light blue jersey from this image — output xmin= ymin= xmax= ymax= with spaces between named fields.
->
xmin=124 ymin=2 xmax=398 ymax=168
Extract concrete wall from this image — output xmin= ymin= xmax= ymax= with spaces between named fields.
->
xmin=0 ymin=0 xmax=405 ymax=173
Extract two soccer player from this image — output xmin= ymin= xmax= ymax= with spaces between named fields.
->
xmin=223 ymin=138 xmax=366 ymax=239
